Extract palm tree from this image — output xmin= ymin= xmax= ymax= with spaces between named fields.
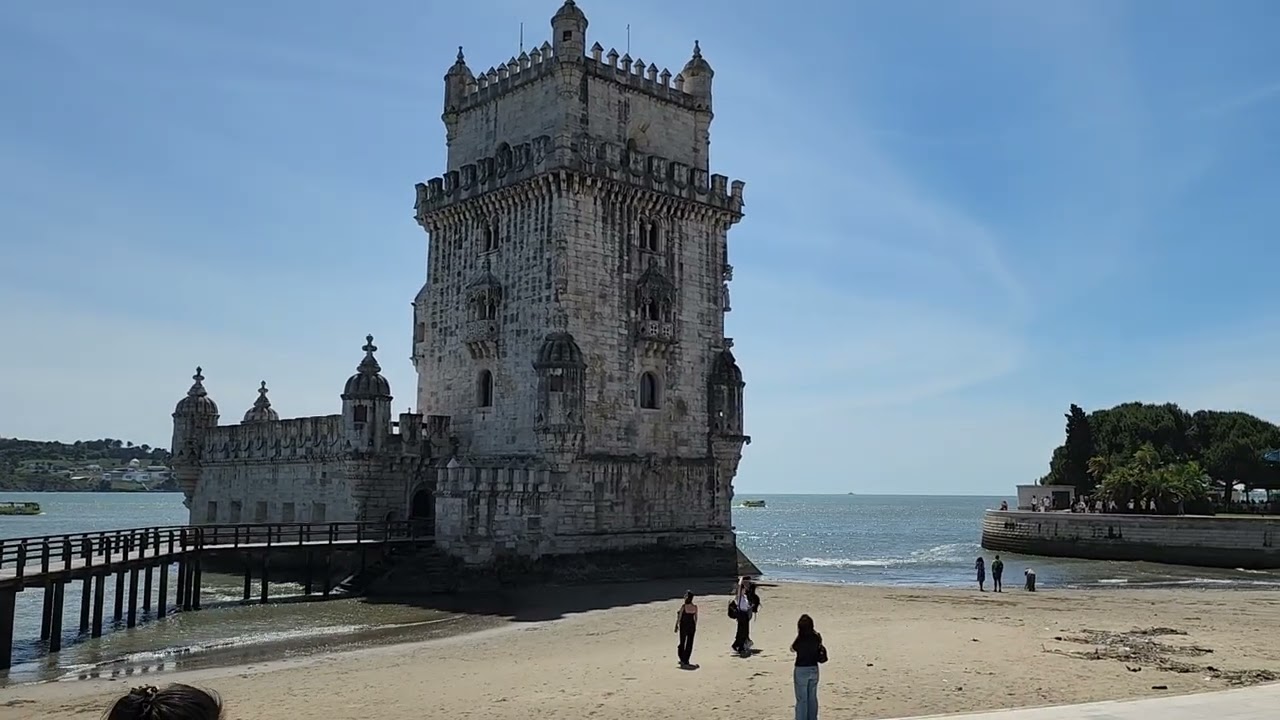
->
xmin=1087 ymin=455 xmax=1111 ymax=483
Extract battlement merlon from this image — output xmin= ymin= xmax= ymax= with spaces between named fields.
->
xmin=413 ymin=134 xmax=744 ymax=224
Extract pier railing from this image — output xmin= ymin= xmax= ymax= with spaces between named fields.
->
xmin=0 ymin=521 xmax=417 ymax=581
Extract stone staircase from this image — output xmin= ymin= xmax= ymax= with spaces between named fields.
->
xmin=362 ymin=544 xmax=463 ymax=597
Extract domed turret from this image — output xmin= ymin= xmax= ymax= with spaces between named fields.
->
xmin=174 ymin=367 xmax=219 ymax=417
xmin=343 ymin=335 xmax=392 ymax=400
xmin=710 ymin=348 xmax=743 ymax=386
xmin=681 ymin=41 xmax=713 ymax=103
xmin=709 ymin=348 xmax=745 ymax=436
xmin=534 ymin=331 xmax=585 ymax=368
xmin=242 ymin=381 xmax=280 ymax=424
xmin=551 ymin=0 xmax=587 ymax=60
xmin=444 ymin=46 xmax=474 ymax=112
xmin=171 ymin=366 xmax=219 ymax=511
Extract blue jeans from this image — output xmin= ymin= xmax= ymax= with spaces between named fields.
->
xmin=794 ymin=665 xmax=819 ymax=720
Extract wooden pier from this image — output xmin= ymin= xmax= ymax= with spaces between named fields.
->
xmin=0 ymin=521 xmax=426 ymax=671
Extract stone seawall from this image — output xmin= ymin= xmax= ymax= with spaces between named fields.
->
xmin=981 ymin=510 xmax=1280 ymax=569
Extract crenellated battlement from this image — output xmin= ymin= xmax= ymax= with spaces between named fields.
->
xmin=449 ymin=39 xmax=707 ymax=115
xmin=414 ymin=134 xmax=744 ymax=221
xmin=201 ymin=415 xmax=346 ymax=463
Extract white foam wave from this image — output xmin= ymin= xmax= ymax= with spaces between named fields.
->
xmin=796 ymin=543 xmax=978 ymax=570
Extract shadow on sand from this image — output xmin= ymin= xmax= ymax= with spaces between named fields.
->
xmin=362 ymin=577 xmax=734 ymax=624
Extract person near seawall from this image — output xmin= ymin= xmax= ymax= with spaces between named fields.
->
xmin=975 ymin=556 xmax=986 ymax=592
xmin=675 ymin=590 xmax=699 ymax=667
xmin=105 ymin=684 xmax=223 ymax=720
xmin=991 ymin=555 xmax=1004 ymax=593
xmin=791 ymin=613 xmax=829 ymax=720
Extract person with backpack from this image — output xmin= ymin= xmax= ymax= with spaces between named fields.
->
xmin=991 ymin=555 xmax=1005 ymax=592
xmin=729 ymin=576 xmax=760 ymax=655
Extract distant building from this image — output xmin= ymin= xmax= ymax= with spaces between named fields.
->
xmin=170 ymin=1 xmax=748 ymax=573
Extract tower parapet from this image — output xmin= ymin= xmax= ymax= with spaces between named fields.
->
xmin=444 ymin=2 xmax=713 ymax=117
xmin=414 ymin=134 xmax=745 ymax=222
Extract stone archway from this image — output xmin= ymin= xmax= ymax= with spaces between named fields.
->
xmin=409 ymin=483 xmax=435 ymax=538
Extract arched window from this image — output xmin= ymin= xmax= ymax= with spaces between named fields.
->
xmin=482 ymin=223 xmax=497 ymax=252
xmin=477 ymin=370 xmax=494 ymax=407
xmin=645 ymin=300 xmax=660 ymax=321
xmin=646 ymin=223 xmax=660 ymax=252
xmin=353 ymin=406 xmax=368 ymax=423
xmin=638 ymin=372 xmax=660 ymax=410
xmin=547 ymin=369 xmax=565 ymax=393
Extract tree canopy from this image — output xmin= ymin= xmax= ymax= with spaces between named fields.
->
xmin=1039 ymin=402 xmax=1280 ymax=494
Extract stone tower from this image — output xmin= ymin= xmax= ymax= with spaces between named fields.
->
xmin=412 ymin=0 xmax=748 ymax=569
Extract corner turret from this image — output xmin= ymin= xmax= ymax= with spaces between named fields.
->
xmin=171 ymin=367 xmax=220 ymax=508
xmin=551 ymin=0 xmax=587 ymax=61
xmin=681 ymin=40 xmax=713 ymax=108
xmin=443 ymin=46 xmax=474 ymax=113
xmin=342 ymin=335 xmax=393 ymax=451
xmin=242 ymin=381 xmax=280 ymax=424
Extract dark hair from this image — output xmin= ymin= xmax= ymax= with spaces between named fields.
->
xmin=684 ymin=590 xmax=694 ymax=604
xmin=791 ymin=614 xmax=819 ymax=652
xmin=105 ymin=684 xmax=222 ymax=720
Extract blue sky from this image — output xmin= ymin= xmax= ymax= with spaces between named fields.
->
xmin=2 ymin=1 xmax=1278 ymax=495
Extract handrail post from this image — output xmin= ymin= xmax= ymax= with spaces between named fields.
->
xmin=16 ymin=542 xmax=27 ymax=580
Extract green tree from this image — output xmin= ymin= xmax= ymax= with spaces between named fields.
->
xmin=1062 ymin=404 xmax=1096 ymax=492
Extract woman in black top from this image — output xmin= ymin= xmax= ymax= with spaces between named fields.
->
xmin=790 ymin=614 xmax=827 ymax=720
xmin=674 ymin=591 xmax=699 ymax=666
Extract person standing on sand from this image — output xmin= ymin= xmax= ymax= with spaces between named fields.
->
xmin=106 ymin=684 xmax=223 ymax=720
xmin=675 ymin=590 xmax=699 ymax=666
xmin=991 ymin=555 xmax=1004 ymax=593
xmin=1024 ymin=568 xmax=1037 ymax=592
xmin=974 ymin=556 xmax=986 ymax=591
xmin=790 ymin=614 xmax=828 ymax=720
xmin=731 ymin=576 xmax=757 ymax=655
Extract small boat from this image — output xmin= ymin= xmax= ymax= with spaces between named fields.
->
xmin=0 ymin=501 xmax=41 ymax=516
xmin=741 ymin=500 xmax=766 ymax=508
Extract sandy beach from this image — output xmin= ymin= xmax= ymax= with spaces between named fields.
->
xmin=4 ymin=581 xmax=1280 ymax=719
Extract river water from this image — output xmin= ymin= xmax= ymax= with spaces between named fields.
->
xmin=2 ymin=491 xmax=1277 ymax=686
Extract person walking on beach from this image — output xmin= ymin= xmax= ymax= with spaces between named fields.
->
xmin=731 ymin=576 xmax=758 ymax=655
xmin=790 ymin=614 xmax=828 ymax=720
xmin=675 ymin=590 xmax=699 ymax=667
xmin=991 ymin=555 xmax=1004 ymax=593
xmin=106 ymin=684 xmax=223 ymax=719
xmin=974 ymin=556 xmax=986 ymax=591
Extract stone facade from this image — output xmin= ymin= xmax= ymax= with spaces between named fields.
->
xmin=171 ymin=1 xmax=749 ymax=573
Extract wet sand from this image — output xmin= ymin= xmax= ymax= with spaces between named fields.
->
xmin=4 ymin=581 xmax=1280 ymax=719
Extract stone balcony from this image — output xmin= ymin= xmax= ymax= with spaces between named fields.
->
xmin=634 ymin=319 xmax=676 ymax=357
xmin=464 ymin=319 xmax=500 ymax=359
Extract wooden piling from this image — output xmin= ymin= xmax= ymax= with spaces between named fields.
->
xmin=127 ymin=568 xmax=139 ymax=628
xmin=192 ymin=557 xmax=202 ymax=610
xmin=91 ymin=574 xmax=105 ymax=637
xmin=143 ymin=565 xmax=153 ymax=612
xmin=0 ymin=590 xmax=16 ymax=671
xmin=259 ymin=556 xmax=269 ymax=604
xmin=113 ymin=570 xmax=125 ymax=622
xmin=176 ymin=556 xmax=188 ymax=611
xmin=79 ymin=576 xmax=91 ymax=634
xmin=39 ymin=582 xmax=53 ymax=641
xmin=48 ymin=582 xmax=65 ymax=652
xmin=304 ymin=551 xmax=314 ymax=596
xmin=243 ymin=564 xmax=252 ymax=602
xmin=157 ymin=563 xmax=169 ymax=619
